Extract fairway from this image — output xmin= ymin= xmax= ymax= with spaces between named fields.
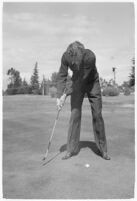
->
xmin=3 ymin=94 xmax=135 ymax=199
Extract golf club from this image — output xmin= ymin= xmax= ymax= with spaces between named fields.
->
xmin=42 ymin=109 xmax=60 ymax=161
xmin=42 ymin=88 xmax=67 ymax=162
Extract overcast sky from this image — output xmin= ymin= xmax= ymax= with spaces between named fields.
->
xmin=3 ymin=2 xmax=134 ymax=89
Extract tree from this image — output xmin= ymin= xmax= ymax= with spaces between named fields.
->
xmin=22 ymin=78 xmax=28 ymax=87
xmin=99 ymin=77 xmax=108 ymax=89
xmin=50 ymin=72 xmax=58 ymax=87
xmin=7 ymin=68 xmax=22 ymax=88
xmin=30 ymin=62 xmax=40 ymax=94
xmin=122 ymin=81 xmax=129 ymax=88
xmin=7 ymin=68 xmax=15 ymax=88
xmin=108 ymin=79 xmax=114 ymax=86
xmin=20 ymin=78 xmax=30 ymax=94
xmin=129 ymin=57 xmax=135 ymax=87
xmin=45 ymin=79 xmax=52 ymax=95
xmin=39 ymin=75 xmax=47 ymax=95
xmin=6 ymin=68 xmax=22 ymax=94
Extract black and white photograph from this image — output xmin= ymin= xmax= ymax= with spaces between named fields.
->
xmin=2 ymin=1 xmax=135 ymax=199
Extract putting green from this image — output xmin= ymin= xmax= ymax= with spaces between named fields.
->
xmin=3 ymin=94 xmax=135 ymax=199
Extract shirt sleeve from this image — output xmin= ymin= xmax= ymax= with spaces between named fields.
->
xmin=57 ymin=53 xmax=68 ymax=98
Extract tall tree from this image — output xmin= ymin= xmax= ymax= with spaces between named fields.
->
xmin=30 ymin=62 xmax=39 ymax=93
xmin=129 ymin=57 xmax=135 ymax=87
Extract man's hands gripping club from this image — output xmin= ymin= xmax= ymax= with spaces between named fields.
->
xmin=56 ymin=93 xmax=67 ymax=111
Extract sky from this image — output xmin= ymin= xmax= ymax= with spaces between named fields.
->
xmin=3 ymin=2 xmax=135 ymax=89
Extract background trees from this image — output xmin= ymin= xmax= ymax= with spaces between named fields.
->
xmin=129 ymin=57 xmax=135 ymax=87
xmin=5 ymin=57 xmax=135 ymax=96
xmin=6 ymin=68 xmax=22 ymax=95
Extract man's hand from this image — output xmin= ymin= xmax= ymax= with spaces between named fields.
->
xmin=56 ymin=94 xmax=67 ymax=111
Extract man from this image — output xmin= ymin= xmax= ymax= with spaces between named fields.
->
xmin=57 ymin=41 xmax=110 ymax=160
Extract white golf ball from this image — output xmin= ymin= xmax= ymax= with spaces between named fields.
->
xmin=85 ymin=164 xmax=90 ymax=168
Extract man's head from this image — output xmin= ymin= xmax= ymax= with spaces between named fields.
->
xmin=66 ymin=41 xmax=85 ymax=69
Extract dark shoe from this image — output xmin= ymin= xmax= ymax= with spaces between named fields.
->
xmin=102 ymin=152 xmax=111 ymax=160
xmin=62 ymin=152 xmax=73 ymax=160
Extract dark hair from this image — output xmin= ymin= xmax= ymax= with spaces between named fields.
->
xmin=66 ymin=41 xmax=85 ymax=56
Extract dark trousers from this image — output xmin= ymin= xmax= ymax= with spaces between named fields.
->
xmin=66 ymin=77 xmax=107 ymax=154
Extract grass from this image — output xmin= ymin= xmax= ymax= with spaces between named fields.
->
xmin=3 ymin=94 xmax=135 ymax=199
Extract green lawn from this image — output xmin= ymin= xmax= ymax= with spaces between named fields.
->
xmin=3 ymin=94 xmax=135 ymax=199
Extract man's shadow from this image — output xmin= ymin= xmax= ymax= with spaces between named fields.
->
xmin=60 ymin=140 xmax=102 ymax=157
xmin=43 ymin=141 xmax=101 ymax=166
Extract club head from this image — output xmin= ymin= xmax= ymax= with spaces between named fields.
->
xmin=42 ymin=151 xmax=61 ymax=166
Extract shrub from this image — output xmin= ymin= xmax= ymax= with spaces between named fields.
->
xmin=102 ymin=86 xmax=119 ymax=96
xmin=32 ymin=89 xmax=40 ymax=95
xmin=124 ymin=87 xmax=131 ymax=96
xmin=6 ymin=88 xmax=18 ymax=95
xmin=49 ymin=86 xmax=57 ymax=98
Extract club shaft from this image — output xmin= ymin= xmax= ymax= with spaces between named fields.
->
xmin=43 ymin=88 xmax=66 ymax=161
xmin=43 ymin=110 xmax=60 ymax=159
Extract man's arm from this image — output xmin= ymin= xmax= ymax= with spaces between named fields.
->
xmin=57 ymin=53 xmax=68 ymax=99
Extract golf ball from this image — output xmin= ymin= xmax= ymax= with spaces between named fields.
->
xmin=85 ymin=164 xmax=90 ymax=168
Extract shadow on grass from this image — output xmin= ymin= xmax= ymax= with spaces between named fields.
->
xmin=42 ymin=141 xmax=101 ymax=166
xmin=60 ymin=141 xmax=101 ymax=157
